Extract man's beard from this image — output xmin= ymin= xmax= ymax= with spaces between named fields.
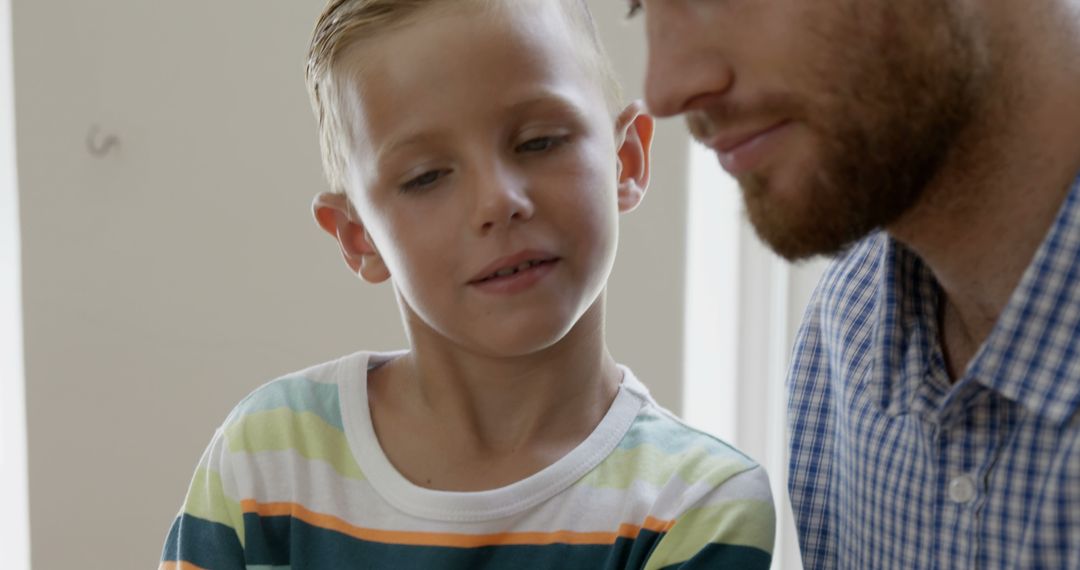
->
xmin=710 ymin=2 xmax=988 ymax=261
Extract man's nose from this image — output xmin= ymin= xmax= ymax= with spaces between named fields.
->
xmin=643 ymin=6 xmax=735 ymax=118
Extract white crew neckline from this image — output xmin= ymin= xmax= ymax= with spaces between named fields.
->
xmin=338 ymin=351 xmax=648 ymax=522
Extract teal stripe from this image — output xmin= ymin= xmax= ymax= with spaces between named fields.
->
xmin=229 ymin=376 xmax=343 ymax=430
xmin=161 ymin=514 xmax=245 ymax=569
xmin=656 ymin=543 xmax=771 ymax=570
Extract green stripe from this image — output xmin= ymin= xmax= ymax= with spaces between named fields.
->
xmin=642 ymin=500 xmax=775 ymax=569
xmin=224 ymin=409 xmax=366 ymax=481
xmin=578 ymin=443 xmax=752 ymax=489
xmin=183 ymin=467 xmax=245 ymax=547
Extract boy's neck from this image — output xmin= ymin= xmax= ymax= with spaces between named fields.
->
xmin=367 ymin=298 xmax=622 ymax=492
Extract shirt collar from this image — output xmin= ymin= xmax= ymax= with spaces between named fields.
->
xmin=967 ymin=174 xmax=1080 ymax=423
xmin=875 ymin=173 xmax=1080 ymax=424
xmin=874 ymin=236 xmax=943 ymax=418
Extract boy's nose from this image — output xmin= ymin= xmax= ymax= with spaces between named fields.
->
xmin=472 ymin=162 xmax=535 ymax=234
xmin=643 ymin=6 xmax=735 ymax=118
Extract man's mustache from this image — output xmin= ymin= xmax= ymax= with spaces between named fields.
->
xmin=683 ymin=95 xmax=802 ymax=143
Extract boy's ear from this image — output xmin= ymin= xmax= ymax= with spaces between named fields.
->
xmin=614 ymin=100 xmax=655 ymax=214
xmin=312 ymin=192 xmax=391 ymax=283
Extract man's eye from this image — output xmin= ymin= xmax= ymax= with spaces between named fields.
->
xmin=401 ymin=169 xmax=449 ymax=192
xmin=626 ymin=0 xmax=642 ymax=18
xmin=516 ymin=136 xmax=567 ymax=153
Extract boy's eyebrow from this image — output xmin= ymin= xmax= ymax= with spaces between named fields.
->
xmin=376 ymin=125 xmax=469 ymax=170
xmin=378 ymin=129 xmax=446 ymax=162
xmin=503 ymin=90 xmax=589 ymax=121
xmin=377 ymin=90 xmax=589 ymax=161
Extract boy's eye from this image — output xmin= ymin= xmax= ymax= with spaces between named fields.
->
xmin=516 ymin=136 xmax=567 ymax=153
xmin=401 ymin=169 xmax=449 ymax=192
xmin=626 ymin=0 xmax=642 ymax=18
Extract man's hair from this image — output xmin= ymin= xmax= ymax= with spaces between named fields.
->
xmin=305 ymin=0 xmax=623 ymax=194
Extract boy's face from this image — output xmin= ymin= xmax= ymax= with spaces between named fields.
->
xmin=320 ymin=1 xmax=651 ymax=357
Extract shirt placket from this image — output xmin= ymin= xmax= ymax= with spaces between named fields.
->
xmin=931 ymin=383 xmax=1002 ymax=569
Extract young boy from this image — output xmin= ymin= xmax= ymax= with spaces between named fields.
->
xmin=160 ymin=1 xmax=775 ymax=568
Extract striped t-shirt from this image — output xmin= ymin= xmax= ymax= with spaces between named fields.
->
xmin=161 ymin=351 xmax=775 ymax=569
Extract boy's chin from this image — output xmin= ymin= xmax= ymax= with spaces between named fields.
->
xmin=403 ymin=294 xmax=603 ymax=359
xmin=457 ymin=320 xmax=579 ymax=359
xmin=455 ymin=292 xmax=606 ymax=359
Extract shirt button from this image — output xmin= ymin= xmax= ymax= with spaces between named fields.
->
xmin=948 ymin=474 xmax=978 ymax=504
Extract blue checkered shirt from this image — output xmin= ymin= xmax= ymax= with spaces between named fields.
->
xmin=787 ymin=174 xmax=1080 ymax=569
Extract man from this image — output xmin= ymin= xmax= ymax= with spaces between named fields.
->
xmin=629 ymin=0 xmax=1080 ymax=567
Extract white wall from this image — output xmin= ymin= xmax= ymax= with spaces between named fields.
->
xmin=1 ymin=0 xmax=30 ymax=567
xmin=683 ymin=139 xmax=828 ymax=570
xmin=12 ymin=1 xmax=690 ymax=568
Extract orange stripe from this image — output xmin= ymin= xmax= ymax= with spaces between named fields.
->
xmin=240 ymin=500 xmax=675 ymax=548
xmin=641 ymin=515 xmax=677 ymax=534
xmin=159 ymin=562 xmax=210 ymax=570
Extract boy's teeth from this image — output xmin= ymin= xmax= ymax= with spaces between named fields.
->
xmin=491 ymin=260 xmax=545 ymax=279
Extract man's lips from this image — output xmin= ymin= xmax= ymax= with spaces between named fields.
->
xmin=468 ymin=250 xmax=561 ymax=284
xmin=703 ymin=120 xmax=791 ymax=154
xmin=701 ymin=120 xmax=793 ymax=175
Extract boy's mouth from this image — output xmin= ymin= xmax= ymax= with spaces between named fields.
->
xmin=474 ymin=259 xmax=558 ymax=283
xmin=469 ymin=252 xmax=561 ymax=284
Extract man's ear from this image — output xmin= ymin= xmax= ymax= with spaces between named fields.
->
xmin=312 ymin=192 xmax=391 ymax=283
xmin=614 ymin=100 xmax=655 ymax=214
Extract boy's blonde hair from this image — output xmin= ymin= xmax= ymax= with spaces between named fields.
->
xmin=305 ymin=0 xmax=624 ymax=195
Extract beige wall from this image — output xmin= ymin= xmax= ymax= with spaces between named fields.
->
xmin=13 ymin=1 xmax=689 ymax=567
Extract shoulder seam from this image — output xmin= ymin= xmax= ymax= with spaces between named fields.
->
xmin=639 ymin=400 xmax=762 ymax=469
